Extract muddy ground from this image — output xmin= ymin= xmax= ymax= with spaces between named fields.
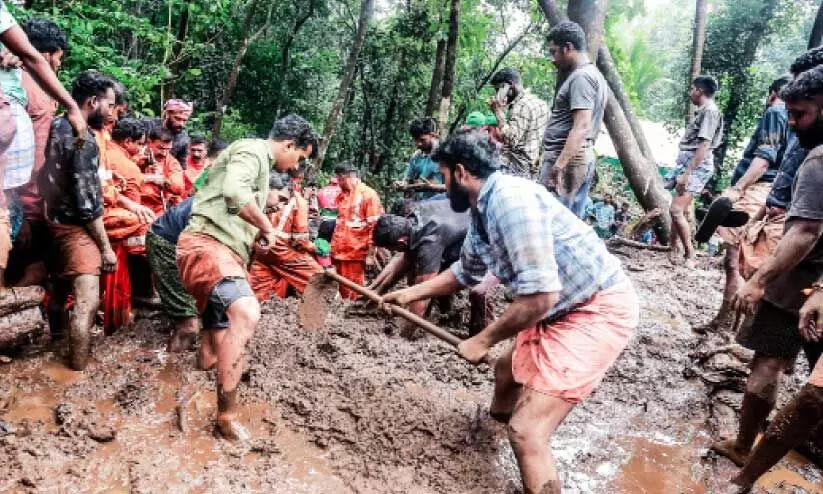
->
xmin=1 ymin=247 xmax=823 ymax=493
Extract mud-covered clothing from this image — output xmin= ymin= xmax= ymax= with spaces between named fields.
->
xmin=185 ymin=138 xmax=274 ymax=264
xmin=50 ymin=222 xmax=102 ymax=277
xmin=147 ymin=230 xmax=198 ymax=321
xmin=40 ymin=117 xmax=104 ymax=225
xmin=404 ymin=151 xmax=444 ymax=200
xmin=737 ymin=301 xmax=823 ymax=365
xmin=766 ymin=135 xmax=807 ymax=210
xmin=679 ymin=100 xmax=724 ymax=151
xmin=451 ymin=172 xmax=626 ymax=321
xmin=730 ymin=103 xmax=790 ymax=185
xmin=499 ymin=89 xmax=549 ymax=177
xmin=408 ymin=199 xmax=469 ymax=276
xmin=763 ymin=144 xmax=823 ymax=314
xmin=17 ymin=69 xmax=57 ymax=219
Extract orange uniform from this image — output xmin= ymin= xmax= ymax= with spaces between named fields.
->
xmin=249 ymin=194 xmax=323 ymax=300
xmin=330 ymin=181 xmax=383 ymax=299
xmin=107 ymin=141 xmax=144 ymax=203
xmin=140 ymin=154 xmax=185 ymax=215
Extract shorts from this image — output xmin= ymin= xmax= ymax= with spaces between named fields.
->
xmin=717 ymin=182 xmax=772 ymax=246
xmin=512 ymin=280 xmax=639 ymax=403
xmin=49 ymin=222 xmax=102 ymax=277
xmin=737 ymin=301 xmax=823 ymax=367
xmin=176 ymin=231 xmax=251 ymax=313
xmin=3 ymin=100 xmax=34 ymax=190
xmin=202 ymin=277 xmax=254 ymax=329
xmin=666 ymin=150 xmax=714 ymax=195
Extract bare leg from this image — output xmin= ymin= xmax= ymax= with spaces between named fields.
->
xmin=490 ymin=345 xmax=521 ymax=423
xmin=712 ymin=354 xmax=789 ymax=466
xmin=197 ymin=329 xmax=222 ymax=371
xmin=214 ymin=296 xmax=260 ymax=441
xmin=706 ymin=245 xmax=743 ymax=331
xmin=508 ymin=388 xmax=575 ymax=494
xmin=68 ymin=275 xmax=100 ymax=371
xmin=733 ymin=384 xmax=823 ymax=488
xmin=168 ymin=316 xmax=200 ymax=352
xmin=670 ymin=193 xmax=695 ymax=262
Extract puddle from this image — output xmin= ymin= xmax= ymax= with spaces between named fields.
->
xmin=612 ymin=437 xmax=707 ymax=493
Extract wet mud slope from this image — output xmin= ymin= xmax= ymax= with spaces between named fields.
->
xmin=1 ymin=247 xmax=823 ymax=493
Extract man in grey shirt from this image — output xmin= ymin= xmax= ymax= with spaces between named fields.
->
xmin=539 ymin=21 xmax=608 ymax=219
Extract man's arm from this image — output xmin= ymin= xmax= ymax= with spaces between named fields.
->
xmin=223 ymin=150 xmax=276 ymax=244
xmin=117 ymin=195 xmax=155 ymax=224
xmin=85 ymin=216 xmax=116 ymax=272
xmin=382 ymin=268 xmax=464 ymax=305
xmin=369 ymin=252 xmax=411 ymax=294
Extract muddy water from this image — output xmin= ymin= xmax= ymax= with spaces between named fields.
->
xmin=1 ymin=249 xmax=823 ymax=492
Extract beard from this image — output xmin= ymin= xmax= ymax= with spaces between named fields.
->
xmin=88 ymin=109 xmax=106 ymax=131
xmin=796 ymin=117 xmax=823 ymax=149
xmin=448 ymin=180 xmax=471 ymax=213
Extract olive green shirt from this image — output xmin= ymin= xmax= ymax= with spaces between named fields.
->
xmin=185 ymin=138 xmax=274 ymax=264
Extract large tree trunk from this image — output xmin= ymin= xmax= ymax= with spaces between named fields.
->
xmin=566 ymin=0 xmax=607 ymax=61
xmin=314 ymin=0 xmax=375 ymax=170
xmin=273 ymin=0 xmax=317 ymax=117
xmin=212 ymin=0 xmax=274 ymax=138
xmin=809 ymin=0 xmax=823 ymax=49
xmin=425 ymin=39 xmax=447 ymax=118
xmin=437 ymin=0 xmax=460 ymax=135
xmin=685 ymin=0 xmax=708 ymax=123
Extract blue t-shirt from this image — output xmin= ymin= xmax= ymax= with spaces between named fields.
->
xmin=151 ymin=196 xmax=194 ymax=244
xmin=405 ymin=151 xmax=444 ymax=200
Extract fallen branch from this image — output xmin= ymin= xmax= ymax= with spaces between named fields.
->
xmin=393 ymin=183 xmax=447 ymax=193
xmin=0 ymin=306 xmax=45 ymax=350
xmin=607 ymin=236 xmax=670 ymax=252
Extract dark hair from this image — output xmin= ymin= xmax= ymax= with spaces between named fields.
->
xmin=780 ymin=66 xmax=823 ymax=103
xmin=334 ymin=162 xmax=358 ymax=175
xmin=149 ymin=125 xmax=174 ymax=142
xmin=791 ymin=46 xmax=823 ymax=77
xmin=490 ymin=68 xmax=521 ymax=86
xmin=208 ymin=138 xmax=228 ymax=157
xmin=693 ymin=75 xmax=719 ymax=97
xmin=769 ymin=74 xmax=793 ymax=95
xmin=112 ymin=80 xmax=127 ymax=107
xmin=269 ymin=171 xmax=290 ymax=190
xmin=546 ymin=21 xmax=587 ymax=52
xmin=190 ymin=134 xmax=207 ymax=146
xmin=71 ymin=70 xmax=116 ymax=106
xmin=430 ymin=128 xmax=500 ymax=179
xmin=409 ymin=117 xmax=437 ymax=138
xmin=22 ymin=18 xmax=67 ymax=54
xmin=372 ymin=215 xmax=411 ymax=249
xmin=111 ymin=118 xmax=145 ymax=142
xmin=318 ymin=219 xmax=336 ymax=241
xmin=269 ymin=114 xmax=319 ymax=159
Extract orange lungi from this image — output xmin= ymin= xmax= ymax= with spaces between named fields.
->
xmin=249 ymin=250 xmax=323 ymax=301
xmin=333 ymin=260 xmax=365 ymax=300
xmin=50 ymin=223 xmax=102 ymax=277
xmin=717 ymin=182 xmax=772 ymax=246
xmin=512 ymin=280 xmax=639 ymax=403
xmin=738 ymin=208 xmax=786 ymax=280
xmin=176 ymin=232 xmax=248 ymax=312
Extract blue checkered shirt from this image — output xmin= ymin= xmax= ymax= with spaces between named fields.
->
xmin=451 ymin=172 xmax=626 ymax=320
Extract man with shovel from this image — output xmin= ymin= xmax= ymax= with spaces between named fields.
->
xmin=382 ymin=128 xmax=639 ymax=494
xmin=176 ymin=114 xmax=317 ymax=441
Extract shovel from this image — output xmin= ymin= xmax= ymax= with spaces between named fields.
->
xmin=299 ymin=269 xmax=490 ymax=364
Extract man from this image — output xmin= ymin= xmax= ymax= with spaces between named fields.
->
xmin=176 ymin=114 xmax=317 ymax=440
xmin=154 ymin=98 xmax=192 ymax=166
xmin=192 ymin=138 xmax=228 ymax=191
xmin=713 ymin=66 xmax=823 ymax=493
xmin=488 ymin=68 xmax=549 ymax=179
xmin=538 ymin=22 xmax=607 ymax=218
xmin=316 ymin=176 xmax=341 ymax=220
xmin=705 ymin=75 xmax=793 ymax=332
xmin=146 ymin=196 xmax=199 ymax=353
xmin=371 ymin=199 xmax=494 ymax=338
xmin=592 ymin=194 xmax=616 ymax=239
xmin=249 ymin=172 xmax=322 ymax=301
xmin=140 ymin=127 xmax=185 ymax=215
xmin=330 ymin=163 xmax=384 ymax=300
xmin=398 ymin=117 xmax=444 ymax=201
xmin=184 ymin=134 xmax=208 ymax=195
xmin=383 ymin=129 xmax=638 ymax=494
xmin=666 ymin=75 xmax=724 ymax=265
xmin=40 ymin=70 xmax=117 ymax=371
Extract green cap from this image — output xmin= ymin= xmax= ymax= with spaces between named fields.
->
xmin=484 ymin=113 xmax=498 ymax=126
xmin=466 ymin=111 xmax=486 ymax=127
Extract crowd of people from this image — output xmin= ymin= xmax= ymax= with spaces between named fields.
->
xmin=5 ymin=2 xmax=823 ymax=491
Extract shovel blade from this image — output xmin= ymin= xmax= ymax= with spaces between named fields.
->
xmin=299 ymin=273 xmax=338 ymax=330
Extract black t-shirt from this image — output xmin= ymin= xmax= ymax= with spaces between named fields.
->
xmin=151 ymin=196 xmax=194 ymax=244
xmin=409 ymin=199 xmax=470 ymax=276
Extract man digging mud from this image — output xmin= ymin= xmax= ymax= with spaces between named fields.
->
xmin=176 ymin=114 xmax=317 ymax=440
xmin=382 ymin=128 xmax=639 ymax=494
xmin=712 ymin=67 xmax=823 ymax=491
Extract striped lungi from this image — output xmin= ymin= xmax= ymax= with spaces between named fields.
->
xmin=2 ymin=100 xmax=34 ymax=189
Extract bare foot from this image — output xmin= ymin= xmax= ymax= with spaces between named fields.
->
xmin=168 ymin=329 xmax=197 ymax=353
xmin=711 ymin=438 xmax=750 ymax=467
xmin=216 ymin=415 xmax=251 ymax=442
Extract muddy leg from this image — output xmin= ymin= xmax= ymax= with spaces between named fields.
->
xmin=670 ymin=193 xmax=694 ymax=262
xmin=507 ymin=388 xmax=575 ymax=494
xmin=490 ymin=345 xmax=521 ymax=423
xmin=712 ymin=354 xmax=789 ymax=466
xmin=68 ymin=275 xmax=100 ymax=371
xmin=214 ymin=296 xmax=260 ymax=441
xmin=732 ymin=384 xmax=823 ymax=488
xmin=704 ymin=245 xmax=742 ymax=332
xmin=169 ymin=316 xmax=200 ymax=353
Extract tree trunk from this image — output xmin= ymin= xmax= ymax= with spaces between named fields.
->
xmin=0 ymin=307 xmax=45 ymax=351
xmin=809 ymin=0 xmax=823 ymax=49
xmin=685 ymin=0 xmax=708 ymax=123
xmin=314 ymin=0 xmax=375 ymax=170
xmin=437 ymin=0 xmax=460 ymax=135
xmin=161 ymin=2 xmax=190 ymax=102
xmin=273 ymin=0 xmax=317 ymax=117
xmin=566 ymin=0 xmax=607 ymax=62
xmin=0 ymin=286 xmax=45 ymax=318
xmin=425 ymin=38 xmax=447 ymax=118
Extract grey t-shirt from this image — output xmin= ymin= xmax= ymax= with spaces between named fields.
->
xmin=679 ymin=101 xmax=724 ymax=150
xmin=409 ymin=199 xmax=470 ymax=276
xmin=541 ymin=63 xmax=607 ymax=167
xmin=764 ymin=144 xmax=823 ymax=314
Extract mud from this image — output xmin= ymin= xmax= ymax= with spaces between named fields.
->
xmin=0 ymin=247 xmax=822 ymax=492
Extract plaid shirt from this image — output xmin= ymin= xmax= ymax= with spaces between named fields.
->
xmin=499 ymin=89 xmax=549 ymax=178
xmin=451 ymin=172 xmax=626 ymax=320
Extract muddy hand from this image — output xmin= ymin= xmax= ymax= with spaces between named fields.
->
xmin=457 ymin=337 xmax=491 ymax=366
xmin=799 ymin=290 xmax=823 ymax=342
